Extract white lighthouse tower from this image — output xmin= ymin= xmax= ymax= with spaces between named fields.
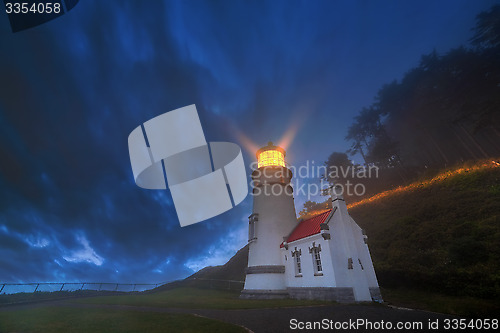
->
xmin=240 ymin=142 xmax=298 ymax=299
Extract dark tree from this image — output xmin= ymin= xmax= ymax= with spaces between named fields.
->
xmin=323 ymin=152 xmax=355 ymax=184
xmin=345 ymin=5 xmax=500 ymax=172
xmin=470 ymin=5 xmax=500 ymax=49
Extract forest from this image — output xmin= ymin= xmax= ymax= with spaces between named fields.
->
xmin=322 ymin=5 xmax=499 ymax=196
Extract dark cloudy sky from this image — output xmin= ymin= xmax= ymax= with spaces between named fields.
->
xmin=0 ymin=0 xmax=497 ymax=288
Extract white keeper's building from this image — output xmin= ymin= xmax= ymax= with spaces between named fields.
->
xmin=240 ymin=142 xmax=382 ymax=302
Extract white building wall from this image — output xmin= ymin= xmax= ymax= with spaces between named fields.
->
xmin=350 ymin=215 xmax=379 ymax=288
xmin=329 ymin=197 xmax=372 ymax=301
xmin=244 ymin=273 xmax=289 ymax=290
xmin=283 ymin=235 xmax=336 ymax=288
xmin=247 ymin=183 xmax=297 ymax=268
xmin=243 ymin=167 xmax=298 ymax=291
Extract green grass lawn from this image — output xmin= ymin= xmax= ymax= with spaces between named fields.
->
xmin=78 ymin=286 xmax=499 ymax=316
xmin=76 ymin=287 xmax=333 ymax=309
xmin=0 ymin=306 xmax=246 ymax=333
xmin=0 ymin=288 xmax=333 ymax=333
xmin=381 ymin=287 xmax=500 ymax=317
xmin=1 ymin=285 xmax=497 ymax=333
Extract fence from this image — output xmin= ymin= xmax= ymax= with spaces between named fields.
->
xmin=0 ymin=282 xmax=165 ymax=295
xmin=0 ymin=278 xmax=246 ymax=295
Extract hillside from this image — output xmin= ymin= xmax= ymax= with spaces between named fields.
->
xmin=349 ymin=161 xmax=500 ymax=299
xmin=187 ymin=245 xmax=248 ymax=282
xmin=189 ymin=161 xmax=500 ymax=304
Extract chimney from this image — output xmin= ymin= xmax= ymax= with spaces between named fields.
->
xmin=330 ymin=184 xmax=344 ymax=203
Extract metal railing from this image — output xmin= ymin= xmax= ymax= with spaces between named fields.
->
xmin=0 ymin=278 xmax=245 ymax=295
xmin=0 ymin=282 xmax=165 ymax=295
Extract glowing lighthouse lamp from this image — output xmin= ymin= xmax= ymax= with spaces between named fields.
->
xmin=256 ymin=142 xmax=286 ymax=168
xmin=241 ymin=142 xmax=298 ymax=299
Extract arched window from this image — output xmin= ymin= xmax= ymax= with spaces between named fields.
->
xmin=291 ymin=248 xmax=302 ymax=277
xmin=309 ymin=242 xmax=323 ymax=276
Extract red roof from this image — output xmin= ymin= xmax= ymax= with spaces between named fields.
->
xmin=280 ymin=209 xmax=332 ymax=247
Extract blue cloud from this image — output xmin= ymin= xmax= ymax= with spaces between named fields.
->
xmin=0 ymin=0 xmax=496 ymax=286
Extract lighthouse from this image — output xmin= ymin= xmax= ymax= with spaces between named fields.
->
xmin=240 ymin=142 xmax=298 ymax=299
xmin=240 ymin=141 xmax=382 ymax=302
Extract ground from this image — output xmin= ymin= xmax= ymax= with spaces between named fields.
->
xmin=0 ymin=288 xmax=461 ymax=333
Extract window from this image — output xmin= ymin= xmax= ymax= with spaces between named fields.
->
xmin=291 ymin=248 xmax=302 ymax=277
xmin=313 ymin=247 xmax=322 ymax=273
xmin=248 ymin=214 xmax=258 ymax=242
xmin=248 ymin=222 xmax=255 ymax=241
xmin=295 ymin=254 xmax=302 ymax=275
xmin=309 ymin=242 xmax=323 ymax=276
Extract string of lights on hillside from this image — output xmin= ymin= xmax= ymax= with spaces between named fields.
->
xmin=346 ymin=160 xmax=500 ymax=210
